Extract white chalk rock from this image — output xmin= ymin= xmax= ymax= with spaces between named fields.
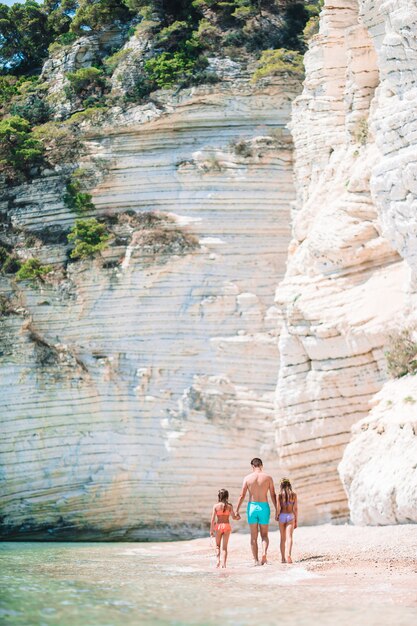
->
xmin=339 ymin=375 xmax=417 ymax=524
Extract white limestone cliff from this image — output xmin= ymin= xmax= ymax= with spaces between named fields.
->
xmin=339 ymin=375 xmax=417 ymax=525
xmin=2 ymin=0 xmax=417 ymax=536
xmin=338 ymin=0 xmax=417 ymax=524
xmin=275 ymin=0 xmax=417 ymax=525
xmin=0 ymin=67 xmax=300 ymax=538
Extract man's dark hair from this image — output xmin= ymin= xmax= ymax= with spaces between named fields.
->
xmin=251 ymin=457 xmax=263 ymax=468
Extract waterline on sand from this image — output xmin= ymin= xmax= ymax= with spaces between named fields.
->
xmin=1 ymin=526 xmax=416 ymax=625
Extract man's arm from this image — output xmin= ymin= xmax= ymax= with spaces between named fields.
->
xmin=230 ymin=504 xmax=241 ymax=521
xmin=236 ymin=479 xmax=248 ymax=515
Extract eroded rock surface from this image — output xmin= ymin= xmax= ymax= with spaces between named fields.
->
xmin=0 ymin=73 xmax=299 ymax=538
xmin=339 ymin=376 xmax=417 ymax=525
xmin=338 ymin=0 xmax=417 ymax=524
xmin=274 ymin=0 xmax=416 ymax=524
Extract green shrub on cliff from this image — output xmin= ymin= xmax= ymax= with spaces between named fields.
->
xmin=385 ymin=327 xmax=417 ymax=378
xmin=70 ymin=0 xmax=133 ymax=34
xmin=68 ymin=218 xmax=110 ymax=259
xmin=11 ymin=93 xmax=52 ymax=126
xmin=0 ymin=76 xmax=21 ymax=108
xmin=64 ymin=176 xmax=95 ymax=214
xmin=32 ymin=120 xmax=81 ymax=166
xmin=0 ymin=247 xmax=21 ymax=275
xmin=252 ymin=48 xmax=304 ymax=81
xmin=103 ymin=48 xmax=131 ymax=74
xmin=144 ymin=51 xmax=207 ymax=89
xmin=65 ymin=67 xmax=107 ymax=101
xmin=0 ymin=76 xmax=48 ymax=119
xmin=354 ymin=118 xmax=369 ymax=145
xmin=48 ymin=30 xmax=78 ymax=54
xmin=16 ymin=258 xmax=52 ymax=281
xmin=156 ymin=21 xmax=191 ymax=51
xmin=0 ymin=116 xmax=44 ymax=175
xmin=302 ymin=1 xmax=323 ymax=41
xmin=0 ymin=1 xmax=77 ymax=74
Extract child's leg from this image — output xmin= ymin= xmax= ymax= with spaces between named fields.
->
xmin=279 ymin=522 xmax=286 ymax=563
xmin=220 ymin=531 xmax=231 ymax=568
xmin=286 ymin=521 xmax=295 ymax=563
xmin=215 ymin=531 xmax=222 ymax=567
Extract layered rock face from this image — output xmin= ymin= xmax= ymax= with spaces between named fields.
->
xmin=339 ymin=376 xmax=417 ymax=524
xmin=338 ymin=0 xmax=417 ymax=524
xmin=274 ymin=0 xmax=416 ymax=524
xmin=0 ymin=73 xmax=299 ymax=538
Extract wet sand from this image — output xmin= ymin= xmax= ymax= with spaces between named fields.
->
xmin=1 ymin=525 xmax=417 ymax=625
xmin=162 ymin=524 xmax=417 ymax=606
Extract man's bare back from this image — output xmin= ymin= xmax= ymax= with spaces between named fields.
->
xmin=244 ymin=471 xmax=274 ymax=503
xmin=235 ymin=458 xmax=278 ymax=566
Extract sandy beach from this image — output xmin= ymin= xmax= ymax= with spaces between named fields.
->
xmin=159 ymin=524 xmax=417 ymax=606
xmin=1 ymin=525 xmax=417 ymax=625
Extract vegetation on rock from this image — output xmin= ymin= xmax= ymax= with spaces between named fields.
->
xmin=252 ymin=48 xmax=304 ymax=81
xmin=144 ymin=51 xmax=205 ymax=89
xmin=385 ymin=327 xmax=417 ymax=379
xmin=0 ymin=0 xmax=76 ymax=74
xmin=353 ymin=118 xmax=369 ymax=145
xmin=68 ymin=218 xmax=110 ymax=259
xmin=1 ymin=76 xmax=46 ymax=116
xmin=0 ymin=246 xmax=21 ymax=275
xmin=32 ymin=120 xmax=82 ymax=165
xmin=64 ymin=173 xmax=96 ymax=213
xmin=70 ymin=0 xmax=133 ymax=34
xmin=0 ymin=294 xmax=18 ymax=316
xmin=0 ymin=116 xmax=44 ymax=177
xmin=16 ymin=258 xmax=52 ymax=281
xmin=65 ymin=67 xmax=107 ymax=105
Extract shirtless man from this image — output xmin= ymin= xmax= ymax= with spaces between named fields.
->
xmin=236 ymin=457 xmax=277 ymax=565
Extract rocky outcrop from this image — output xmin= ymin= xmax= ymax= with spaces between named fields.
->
xmin=274 ymin=0 xmax=416 ymax=524
xmin=338 ymin=0 xmax=417 ymax=524
xmin=0 ymin=72 xmax=300 ymax=538
xmin=42 ymin=27 xmax=126 ymax=118
xmin=339 ymin=375 xmax=417 ymax=524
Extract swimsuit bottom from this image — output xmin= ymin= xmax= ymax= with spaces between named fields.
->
xmin=215 ymin=523 xmax=231 ymax=533
xmin=247 ymin=501 xmax=270 ymax=525
xmin=279 ymin=512 xmax=294 ymax=524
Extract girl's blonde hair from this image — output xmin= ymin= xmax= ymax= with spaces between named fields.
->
xmin=279 ymin=477 xmax=295 ymax=505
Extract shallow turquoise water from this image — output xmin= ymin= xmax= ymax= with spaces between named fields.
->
xmin=1 ymin=542 xmax=416 ymax=626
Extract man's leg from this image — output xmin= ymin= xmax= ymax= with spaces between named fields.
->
xmin=259 ymin=524 xmax=269 ymax=565
xmin=250 ymin=523 xmax=259 ymax=564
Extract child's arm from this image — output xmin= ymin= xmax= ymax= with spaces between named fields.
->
xmin=275 ymin=494 xmax=281 ymax=521
xmin=235 ymin=479 xmax=248 ymax=516
xmin=230 ymin=505 xmax=241 ymax=521
xmin=293 ymin=494 xmax=298 ymax=529
xmin=210 ymin=506 xmax=216 ymax=536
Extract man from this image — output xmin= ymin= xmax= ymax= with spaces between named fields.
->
xmin=236 ymin=457 xmax=278 ymax=565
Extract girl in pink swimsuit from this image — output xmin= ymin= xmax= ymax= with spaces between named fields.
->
xmin=210 ymin=489 xmax=240 ymax=568
xmin=277 ymin=477 xmax=298 ymax=564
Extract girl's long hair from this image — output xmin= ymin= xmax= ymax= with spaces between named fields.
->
xmin=218 ymin=488 xmax=230 ymax=512
xmin=279 ymin=478 xmax=295 ymax=506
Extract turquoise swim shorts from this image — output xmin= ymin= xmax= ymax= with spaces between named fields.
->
xmin=247 ymin=501 xmax=270 ymax=525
